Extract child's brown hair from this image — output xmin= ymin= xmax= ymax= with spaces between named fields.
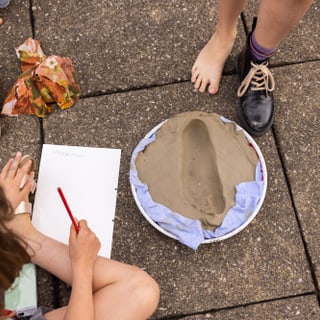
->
xmin=0 ymin=186 xmax=30 ymax=309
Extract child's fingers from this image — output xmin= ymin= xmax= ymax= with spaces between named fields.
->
xmin=0 ymin=158 xmax=14 ymax=178
xmin=19 ymin=159 xmax=33 ymax=173
xmin=6 ymin=158 xmax=20 ymax=178
xmin=18 ymin=181 xmax=33 ymax=199
xmin=78 ymin=219 xmax=88 ymax=229
xmin=0 ymin=152 xmax=23 ymax=179
xmin=70 ymin=217 xmax=80 ymax=237
xmin=10 ymin=152 xmax=23 ymax=175
xmin=69 ymin=222 xmax=78 ymax=241
xmin=15 ymin=160 xmax=34 ymax=184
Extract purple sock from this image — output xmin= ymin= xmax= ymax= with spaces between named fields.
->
xmin=249 ymin=31 xmax=277 ymax=62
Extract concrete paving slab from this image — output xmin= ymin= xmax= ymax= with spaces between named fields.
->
xmin=272 ymin=61 xmax=320 ymax=283
xmin=1 ymin=1 xmax=319 ymax=319
xmin=36 ymin=267 xmax=56 ymax=309
xmin=37 ymin=267 xmax=71 ymax=311
xmin=179 ymin=295 xmax=320 ymax=320
xmin=0 ymin=0 xmax=33 ymax=102
xmin=31 ymin=0 xmax=244 ymax=96
xmin=42 ymin=77 xmax=314 ymax=318
xmin=0 ymin=115 xmax=41 ymax=168
xmin=242 ymin=0 xmax=320 ymax=65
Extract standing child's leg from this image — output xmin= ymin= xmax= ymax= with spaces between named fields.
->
xmin=237 ymin=0 xmax=313 ymax=136
xmin=255 ymin=0 xmax=313 ymax=49
xmin=191 ymin=0 xmax=248 ymax=94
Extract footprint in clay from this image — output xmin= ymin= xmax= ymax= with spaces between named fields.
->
xmin=181 ymin=119 xmax=225 ymax=215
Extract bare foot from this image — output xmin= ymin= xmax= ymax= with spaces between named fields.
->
xmin=191 ymin=29 xmax=236 ymax=94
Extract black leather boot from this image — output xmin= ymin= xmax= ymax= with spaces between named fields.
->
xmin=236 ymin=18 xmax=275 ymax=136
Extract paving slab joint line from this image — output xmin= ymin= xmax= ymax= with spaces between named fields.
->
xmin=156 ymin=291 xmax=317 ymax=320
xmin=81 ymin=80 xmax=190 ymax=100
xmin=29 ymin=0 xmax=35 ymax=38
xmin=37 ymin=118 xmax=45 ymax=145
xmin=270 ymin=58 xmax=320 ymax=69
xmin=67 ymin=56 xmax=319 ymax=102
xmin=271 ymin=126 xmax=320 ymax=305
xmin=240 ymin=12 xmax=249 ymax=35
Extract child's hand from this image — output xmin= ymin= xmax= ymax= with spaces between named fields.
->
xmin=68 ymin=220 xmax=101 ymax=270
xmin=0 ymin=152 xmax=35 ymax=210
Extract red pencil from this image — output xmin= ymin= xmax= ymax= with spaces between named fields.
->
xmin=57 ymin=187 xmax=80 ymax=233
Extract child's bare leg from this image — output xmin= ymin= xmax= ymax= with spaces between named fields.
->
xmin=191 ymin=0 xmax=248 ymax=94
xmin=8 ymin=214 xmax=160 ymax=320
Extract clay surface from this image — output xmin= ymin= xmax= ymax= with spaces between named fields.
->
xmin=136 ymin=111 xmax=258 ymax=230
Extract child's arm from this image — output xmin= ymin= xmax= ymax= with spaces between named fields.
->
xmin=64 ymin=220 xmax=101 ymax=320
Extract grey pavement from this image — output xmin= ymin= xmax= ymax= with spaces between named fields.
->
xmin=0 ymin=0 xmax=319 ymax=319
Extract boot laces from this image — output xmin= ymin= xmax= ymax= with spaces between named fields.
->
xmin=237 ymin=61 xmax=275 ymax=97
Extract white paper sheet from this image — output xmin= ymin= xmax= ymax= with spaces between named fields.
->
xmin=32 ymin=144 xmax=121 ymax=258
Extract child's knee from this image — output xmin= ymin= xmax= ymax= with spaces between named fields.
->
xmin=132 ymin=268 xmax=160 ymax=312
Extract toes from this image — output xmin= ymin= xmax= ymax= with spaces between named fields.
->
xmin=193 ymin=76 xmax=203 ymax=90
xmin=198 ymin=79 xmax=208 ymax=93
xmin=191 ymin=67 xmax=195 ymax=76
xmin=192 ymin=73 xmax=219 ymax=94
xmin=208 ymin=84 xmax=219 ymax=95
xmin=191 ymin=63 xmax=198 ymax=75
xmin=191 ymin=68 xmax=199 ymax=83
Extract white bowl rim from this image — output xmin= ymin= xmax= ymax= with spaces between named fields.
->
xmin=131 ymin=117 xmax=268 ymax=243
